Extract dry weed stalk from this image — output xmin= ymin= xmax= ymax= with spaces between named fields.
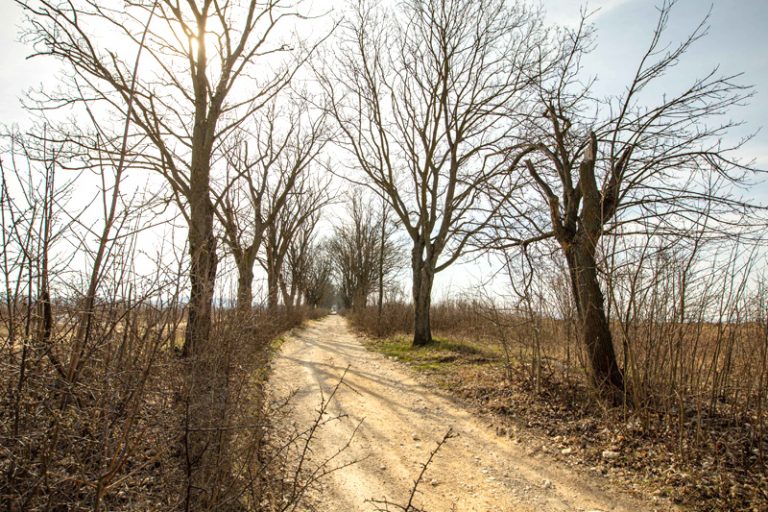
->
xmin=369 ymin=428 xmax=458 ymax=512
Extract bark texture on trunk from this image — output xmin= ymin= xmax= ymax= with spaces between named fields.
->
xmin=182 ymin=119 xmax=227 ymax=508
xmin=182 ymin=137 xmax=218 ymax=356
xmin=279 ymin=277 xmax=294 ymax=310
xmin=530 ymin=131 xmax=627 ymax=403
xmin=181 ymin=28 xmax=219 ymax=357
xmin=235 ymin=257 xmax=255 ymax=311
xmin=183 ymin=204 xmax=218 ymax=357
xmin=352 ymin=289 xmax=368 ymax=312
xmin=411 ymin=245 xmax=434 ymax=347
xmin=267 ymin=268 xmax=280 ymax=310
xmin=566 ymin=243 xmax=625 ymax=402
xmin=566 ymin=133 xmax=625 ymax=402
xmin=377 ymin=199 xmax=386 ymax=329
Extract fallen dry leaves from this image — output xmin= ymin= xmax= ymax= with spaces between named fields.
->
xmin=367 ymin=340 xmax=768 ymax=512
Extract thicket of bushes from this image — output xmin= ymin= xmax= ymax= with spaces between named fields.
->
xmin=0 ymin=299 xmax=324 ymax=510
xmin=351 ymin=288 xmax=767 ymax=447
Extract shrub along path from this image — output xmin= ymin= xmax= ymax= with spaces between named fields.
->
xmin=268 ymin=315 xmax=670 ymax=512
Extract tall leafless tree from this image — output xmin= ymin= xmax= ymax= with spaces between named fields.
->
xmin=329 ymin=191 xmax=402 ymax=312
xmin=492 ymin=3 xmax=758 ymax=401
xmin=319 ymin=0 xmax=547 ymax=345
xmin=281 ymin=210 xmax=317 ymax=308
xmin=300 ymin=240 xmax=335 ymax=308
xmin=260 ymin=176 xmax=329 ymax=309
xmin=215 ymin=101 xmax=328 ymax=310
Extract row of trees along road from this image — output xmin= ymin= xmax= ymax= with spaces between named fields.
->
xmin=318 ymin=0 xmax=761 ymax=402
xmin=15 ymin=1 xmax=332 ymax=505
xmin=16 ymin=0 xmax=763 ymax=407
xmin=329 ymin=191 xmax=403 ymax=313
xmin=215 ymin=102 xmax=330 ymax=311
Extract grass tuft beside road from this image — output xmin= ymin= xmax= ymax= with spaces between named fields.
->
xmin=363 ymin=334 xmax=500 ymax=373
xmin=363 ymin=335 xmax=503 ymax=387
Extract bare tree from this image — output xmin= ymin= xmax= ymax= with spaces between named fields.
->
xmin=301 ymin=240 xmax=335 ymax=308
xmin=319 ymin=0 xmax=547 ymax=345
xmin=330 ymin=193 xmax=379 ymax=311
xmin=376 ymin=196 xmax=400 ymax=328
xmin=261 ymin=176 xmax=329 ymax=309
xmin=493 ymin=3 xmax=759 ymax=401
xmin=329 ymin=192 xmax=401 ymax=312
xmin=17 ymin=0 xmax=326 ymax=355
xmin=215 ymin=101 xmax=328 ymax=310
xmin=281 ymin=210 xmax=317 ymax=308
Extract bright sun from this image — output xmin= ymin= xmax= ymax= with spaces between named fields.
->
xmin=165 ymin=16 xmax=220 ymax=59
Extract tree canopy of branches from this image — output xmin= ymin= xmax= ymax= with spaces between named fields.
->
xmin=17 ymin=0 xmax=324 ymax=356
xmin=320 ymin=0 xmax=547 ymax=345
xmin=329 ymin=192 xmax=402 ymax=312
xmin=493 ymin=2 xmax=758 ymax=402
xmin=300 ymin=240 xmax=336 ymax=308
xmin=215 ymin=101 xmax=329 ymax=310
xmin=260 ymin=175 xmax=329 ymax=309
xmin=281 ymin=205 xmax=319 ymax=308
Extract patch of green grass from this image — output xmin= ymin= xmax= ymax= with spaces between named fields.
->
xmin=412 ymin=361 xmax=454 ymax=373
xmin=367 ymin=334 xmax=500 ymax=374
xmin=270 ymin=336 xmax=287 ymax=352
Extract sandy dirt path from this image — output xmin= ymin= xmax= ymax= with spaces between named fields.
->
xmin=269 ymin=316 xmax=666 ymax=512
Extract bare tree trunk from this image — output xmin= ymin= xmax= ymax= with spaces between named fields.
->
xmin=181 ymin=7 xmax=220 ymax=357
xmin=566 ymin=242 xmax=625 ymax=402
xmin=235 ymin=256 xmax=255 ymax=311
xmin=182 ymin=73 xmax=219 ymax=354
xmin=377 ymin=198 xmax=386 ymax=329
xmin=289 ymin=276 xmax=300 ymax=308
xmin=351 ymin=289 xmax=367 ymax=312
xmin=564 ymin=250 xmax=582 ymax=315
xmin=267 ymin=267 xmax=280 ymax=310
xmin=280 ymin=278 xmax=291 ymax=310
xmin=524 ymin=131 xmax=626 ymax=402
xmin=182 ymin=150 xmax=226 ymax=508
xmin=412 ymin=246 xmax=434 ymax=346
xmin=183 ymin=197 xmax=218 ymax=356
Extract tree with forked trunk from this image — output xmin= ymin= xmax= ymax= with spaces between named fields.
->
xmin=492 ymin=3 xmax=758 ymax=402
xmin=215 ymin=101 xmax=328 ymax=310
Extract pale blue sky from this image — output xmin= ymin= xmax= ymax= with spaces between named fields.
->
xmin=2 ymin=0 xmax=764 ymax=160
xmin=584 ymin=0 xmax=768 ymax=168
xmin=1 ymin=0 xmax=766 ymax=298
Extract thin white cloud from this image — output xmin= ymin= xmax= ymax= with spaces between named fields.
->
xmin=543 ymin=0 xmax=634 ymax=27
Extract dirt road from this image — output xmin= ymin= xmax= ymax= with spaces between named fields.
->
xmin=269 ymin=316 xmax=665 ymax=512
